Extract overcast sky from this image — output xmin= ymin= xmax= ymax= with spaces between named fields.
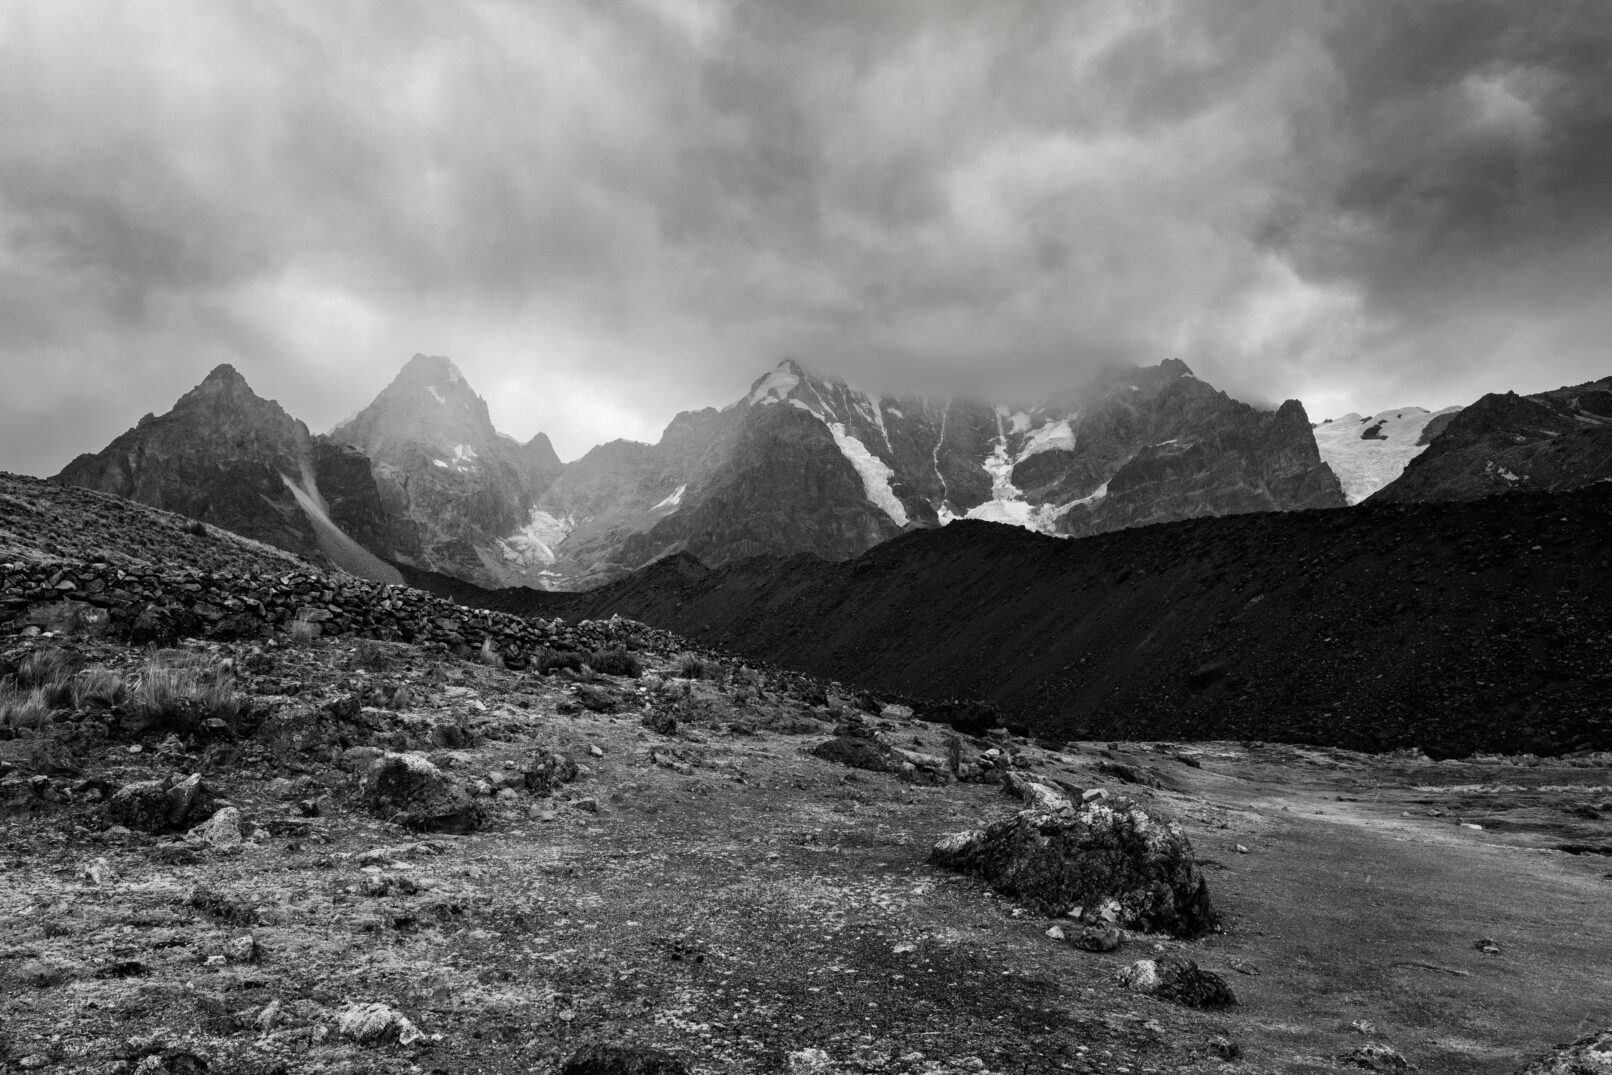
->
xmin=2 ymin=1 xmax=1610 ymax=473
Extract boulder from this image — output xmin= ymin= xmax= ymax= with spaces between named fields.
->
xmin=560 ymin=1044 xmax=690 ymax=1075
xmin=105 ymin=774 xmax=215 ymax=833
xmin=1001 ymin=770 xmax=1074 ymax=812
xmin=360 ymin=753 xmax=483 ymax=834
xmin=1511 ymin=1031 xmax=1611 ymax=1075
xmin=811 ymin=736 xmax=900 ymax=773
xmin=188 ymin=806 xmax=243 ymax=849
xmin=1117 ymin=957 xmax=1237 ymax=1008
xmin=928 ymin=798 xmax=1218 ymax=937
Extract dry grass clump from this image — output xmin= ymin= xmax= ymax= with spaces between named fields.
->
xmin=350 ymin=639 xmax=393 ymax=673
xmin=15 ymin=648 xmax=81 ymax=705
xmin=287 ymin=609 xmax=322 ymax=646
xmin=535 ymin=648 xmax=586 ymax=676
xmin=70 ymin=667 xmax=126 ymax=710
xmin=127 ymin=652 xmax=241 ymax=733
xmin=586 ymin=646 xmax=642 ymax=679
xmin=675 ymin=653 xmax=709 ymax=680
xmin=0 ymin=684 xmax=53 ymax=731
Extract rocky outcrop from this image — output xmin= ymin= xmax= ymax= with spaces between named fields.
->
xmin=1511 ymin=1030 xmax=1612 ymax=1074
xmin=1116 ymin=957 xmax=1237 ymax=1008
xmin=1372 ymin=376 xmax=1612 ymax=504
xmin=360 ymin=752 xmax=483 ymax=834
xmin=929 ymin=798 xmax=1218 ymax=937
xmin=104 ymin=773 xmax=215 ymax=833
xmin=53 ymin=365 xmax=399 ymax=583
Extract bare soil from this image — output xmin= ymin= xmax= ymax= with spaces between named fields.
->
xmin=3 ymin=633 xmax=1608 ymax=1074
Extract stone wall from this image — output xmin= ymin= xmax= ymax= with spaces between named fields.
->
xmin=0 ymin=560 xmax=646 ymax=666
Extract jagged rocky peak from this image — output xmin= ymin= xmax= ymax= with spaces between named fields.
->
xmin=52 ymin=363 xmax=399 ymax=581
xmin=330 ymin=354 xmax=565 ymax=588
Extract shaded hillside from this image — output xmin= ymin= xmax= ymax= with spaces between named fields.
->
xmin=1372 ymin=375 xmax=1612 ymax=503
xmin=468 ymin=486 xmax=1612 ymax=756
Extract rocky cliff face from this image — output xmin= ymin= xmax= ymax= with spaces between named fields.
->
xmin=329 ymin=355 xmax=563 ymax=587
xmin=53 ymin=365 xmax=399 ymax=582
xmin=1371 ymin=376 xmax=1612 ymax=504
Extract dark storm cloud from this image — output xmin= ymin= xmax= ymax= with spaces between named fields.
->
xmin=1 ymin=1 xmax=1609 ymax=476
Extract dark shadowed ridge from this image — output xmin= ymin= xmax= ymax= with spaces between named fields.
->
xmin=440 ymin=485 xmax=1612 ymax=757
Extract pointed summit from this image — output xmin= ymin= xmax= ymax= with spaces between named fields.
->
xmin=397 ymin=353 xmax=468 ymax=388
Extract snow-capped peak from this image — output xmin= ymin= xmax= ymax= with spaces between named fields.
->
xmin=1313 ymin=404 xmax=1463 ymax=504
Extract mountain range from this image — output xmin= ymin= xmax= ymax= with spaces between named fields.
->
xmin=49 ymin=355 xmax=1612 ymax=593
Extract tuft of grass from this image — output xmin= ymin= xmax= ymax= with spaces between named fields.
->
xmin=128 ymin=653 xmax=241 ymax=734
xmin=0 ymin=684 xmax=53 ymax=731
xmin=587 ymin=646 xmax=642 ymax=679
xmin=534 ymin=648 xmax=586 ymax=676
xmin=350 ymin=639 xmax=393 ymax=673
xmin=287 ymin=609 xmax=321 ymax=646
xmin=675 ymin=653 xmax=709 ymax=680
xmin=70 ymin=667 xmax=126 ymax=711
xmin=16 ymin=648 xmax=81 ymax=706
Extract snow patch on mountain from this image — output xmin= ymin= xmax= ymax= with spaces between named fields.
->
xmin=1314 ymin=406 xmax=1462 ymax=504
xmin=652 ymin=483 xmax=687 ymax=511
xmin=749 ymin=366 xmax=801 ymax=406
xmin=826 ymin=422 xmax=908 ymax=525
xmin=499 ymin=508 xmax=574 ymax=566
xmin=1018 ymin=418 xmax=1075 ymax=461
xmin=427 ymin=386 xmax=447 ymax=406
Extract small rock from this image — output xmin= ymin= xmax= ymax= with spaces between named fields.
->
xmin=1044 ymin=925 xmax=1065 ymax=940
xmin=787 ymin=1049 xmax=835 ymax=1075
xmin=1474 ymin=937 xmax=1501 ymax=955
xmin=1339 ymin=1042 xmax=1414 ymax=1071
xmin=1208 ymin=1036 xmax=1243 ymax=1061
xmin=1117 ymin=957 xmax=1237 ymax=1008
xmin=337 ymin=1002 xmax=424 ymax=1046
xmin=223 ymin=934 xmax=257 ymax=963
xmin=571 ymin=797 xmax=600 ymax=814
xmin=82 ymin=857 xmax=117 ymax=885
xmin=188 ymin=807 xmax=243 ymax=849
xmin=1072 ymin=926 xmax=1123 ymax=952
xmin=1234 ymin=843 xmax=1250 ymax=854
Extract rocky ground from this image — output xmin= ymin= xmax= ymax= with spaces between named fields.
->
xmin=3 ymin=623 xmax=1609 ymax=1074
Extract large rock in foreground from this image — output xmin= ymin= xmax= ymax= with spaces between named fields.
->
xmin=1513 ymin=1030 xmax=1612 ymax=1074
xmin=929 ymin=799 xmax=1217 ymax=937
xmin=361 ymin=753 xmax=483 ymax=834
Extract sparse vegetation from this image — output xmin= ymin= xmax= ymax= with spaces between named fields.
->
xmin=586 ymin=646 xmax=641 ymax=678
xmin=534 ymin=647 xmax=585 ymax=676
xmin=350 ymin=639 xmax=393 ymax=673
xmin=287 ymin=608 xmax=321 ymax=645
xmin=0 ymin=684 xmax=53 ymax=730
xmin=15 ymin=648 xmax=81 ymax=706
xmin=126 ymin=652 xmax=242 ymax=733
xmin=186 ymin=519 xmax=208 ymax=537
xmin=70 ymin=667 xmax=126 ymax=710
xmin=675 ymin=653 xmax=708 ymax=679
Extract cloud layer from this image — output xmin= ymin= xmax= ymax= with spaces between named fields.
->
xmin=2 ymin=0 xmax=1609 ymax=473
